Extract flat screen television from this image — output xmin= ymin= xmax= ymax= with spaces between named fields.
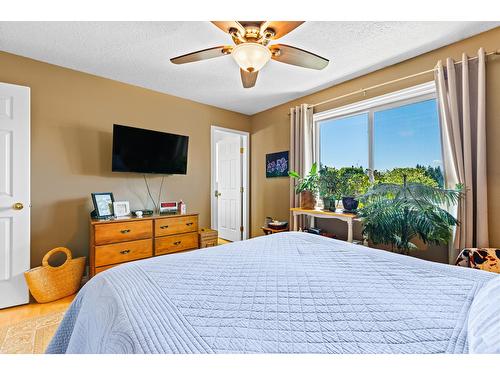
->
xmin=112 ymin=124 xmax=189 ymax=174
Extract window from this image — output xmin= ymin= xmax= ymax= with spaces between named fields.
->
xmin=319 ymin=113 xmax=368 ymax=169
xmin=373 ymin=99 xmax=442 ymax=172
xmin=316 ymin=82 xmax=444 ymax=187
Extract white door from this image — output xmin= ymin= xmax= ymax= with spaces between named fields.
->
xmin=216 ymin=135 xmax=242 ymax=242
xmin=0 ymin=83 xmax=30 ymax=309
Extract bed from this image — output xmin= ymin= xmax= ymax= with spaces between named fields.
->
xmin=47 ymin=232 xmax=499 ymax=354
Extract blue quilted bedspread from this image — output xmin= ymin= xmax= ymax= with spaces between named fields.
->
xmin=47 ymin=232 xmax=496 ymax=354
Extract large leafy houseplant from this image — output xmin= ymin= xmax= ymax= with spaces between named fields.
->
xmin=289 ymin=163 xmax=319 ymax=209
xmin=358 ymin=176 xmax=461 ymax=254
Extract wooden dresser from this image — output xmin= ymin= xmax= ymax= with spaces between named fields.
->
xmin=89 ymin=213 xmax=199 ymax=277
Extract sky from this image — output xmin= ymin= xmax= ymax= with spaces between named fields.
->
xmin=319 ymin=99 xmax=443 ymax=171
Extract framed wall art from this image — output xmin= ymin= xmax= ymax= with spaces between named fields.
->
xmin=266 ymin=151 xmax=289 ymax=178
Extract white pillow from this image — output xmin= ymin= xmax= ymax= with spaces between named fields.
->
xmin=468 ymin=276 xmax=500 ymax=353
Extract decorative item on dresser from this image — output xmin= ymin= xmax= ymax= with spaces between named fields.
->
xmin=90 ymin=192 xmax=115 ymax=219
xmin=113 ymin=201 xmax=131 ymax=217
xmin=89 ymin=213 xmax=199 ymax=277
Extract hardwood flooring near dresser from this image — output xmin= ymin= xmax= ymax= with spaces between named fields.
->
xmin=0 ymin=294 xmax=75 ymax=354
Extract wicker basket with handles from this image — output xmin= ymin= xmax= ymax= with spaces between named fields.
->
xmin=24 ymin=247 xmax=86 ymax=303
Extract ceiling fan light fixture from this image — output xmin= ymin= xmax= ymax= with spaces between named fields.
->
xmin=231 ymin=42 xmax=271 ymax=72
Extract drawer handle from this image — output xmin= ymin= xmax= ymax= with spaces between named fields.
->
xmin=173 ymin=241 xmax=182 ymax=245
xmin=186 ymin=222 xmax=194 ymax=226
xmin=120 ymin=229 xmax=131 ymax=234
xmin=160 ymin=225 xmax=169 ymax=229
xmin=120 ymin=250 xmax=131 ymax=255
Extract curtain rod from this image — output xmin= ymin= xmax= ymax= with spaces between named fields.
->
xmin=307 ymin=49 xmax=500 ymax=110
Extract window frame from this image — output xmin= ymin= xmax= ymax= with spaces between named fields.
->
xmin=313 ymin=81 xmax=440 ymax=181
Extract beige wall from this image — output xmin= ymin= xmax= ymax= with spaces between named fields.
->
xmin=250 ymin=27 xmax=500 ymax=262
xmin=1 ymin=27 xmax=499 ymax=267
xmin=0 ymin=51 xmax=251 ymax=267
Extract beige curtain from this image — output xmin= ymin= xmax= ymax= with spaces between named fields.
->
xmin=435 ymin=48 xmax=488 ymax=263
xmin=289 ymin=104 xmax=315 ymax=228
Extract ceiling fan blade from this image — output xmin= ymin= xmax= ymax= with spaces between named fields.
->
xmin=240 ymin=69 xmax=258 ymax=88
xmin=270 ymin=44 xmax=329 ymax=70
xmin=211 ymin=21 xmax=246 ymax=35
xmin=170 ymin=46 xmax=230 ymax=65
xmin=261 ymin=21 xmax=304 ymax=39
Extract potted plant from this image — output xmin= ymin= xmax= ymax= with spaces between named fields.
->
xmin=338 ymin=167 xmax=370 ymax=212
xmin=318 ymin=165 xmax=343 ymax=211
xmin=289 ymin=163 xmax=319 ymax=210
xmin=358 ymin=175 xmax=461 ymax=255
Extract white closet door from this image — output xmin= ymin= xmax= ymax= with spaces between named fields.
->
xmin=0 ymin=82 xmax=30 ymax=309
xmin=216 ymin=136 xmax=242 ymax=242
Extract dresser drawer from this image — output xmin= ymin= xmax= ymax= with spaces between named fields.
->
xmin=155 ymin=233 xmax=198 ymax=255
xmin=155 ymin=215 xmax=198 ymax=237
xmin=95 ymin=238 xmax=153 ymax=267
xmin=94 ymin=220 xmax=152 ymax=245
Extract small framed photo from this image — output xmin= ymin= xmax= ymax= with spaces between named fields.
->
xmin=91 ymin=192 xmax=115 ymax=219
xmin=113 ymin=201 xmax=131 ymax=217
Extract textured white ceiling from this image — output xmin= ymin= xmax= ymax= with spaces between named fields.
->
xmin=0 ymin=21 xmax=497 ymax=115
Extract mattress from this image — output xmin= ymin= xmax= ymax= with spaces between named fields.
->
xmin=47 ymin=232 xmax=496 ymax=354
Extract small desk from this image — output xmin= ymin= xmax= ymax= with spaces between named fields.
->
xmin=290 ymin=208 xmax=360 ymax=243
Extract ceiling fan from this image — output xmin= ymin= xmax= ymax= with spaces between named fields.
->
xmin=170 ymin=21 xmax=329 ymax=88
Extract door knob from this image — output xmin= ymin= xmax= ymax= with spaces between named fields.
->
xmin=13 ymin=202 xmax=24 ymax=210
xmin=214 ymin=190 xmax=222 ymax=197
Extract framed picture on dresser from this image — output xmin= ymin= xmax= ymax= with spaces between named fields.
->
xmin=91 ymin=192 xmax=115 ymax=219
xmin=113 ymin=201 xmax=131 ymax=217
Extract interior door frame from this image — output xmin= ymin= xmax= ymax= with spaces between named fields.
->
xmin=210 ymin=125 xmax=249 ymax=241
xmin=0 ymin=82 xmax=31 ymax=308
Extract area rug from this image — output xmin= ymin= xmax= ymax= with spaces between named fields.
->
xmin=0 ymin=311 xmax=64 ymax=354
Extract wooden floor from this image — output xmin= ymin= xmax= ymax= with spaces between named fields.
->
xmin=0 ymin=294 xmax=75 ymax=329
xmin=0 ymin=294 xmax=75 ymax=353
